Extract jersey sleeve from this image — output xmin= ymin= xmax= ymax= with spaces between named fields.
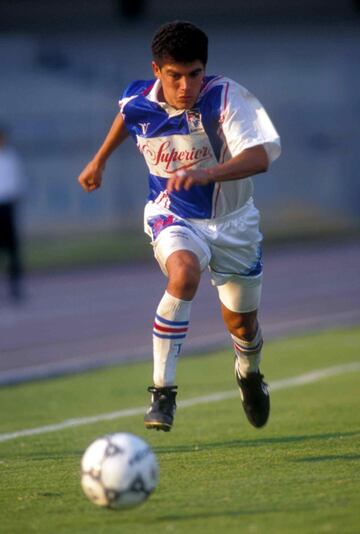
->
xmin=118 ymin=80 xmax=154 ymax=115
xmin=221 ymin=80 xmax=281 ymax=164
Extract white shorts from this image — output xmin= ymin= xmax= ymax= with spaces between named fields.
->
xmin=144 ymin=198 xmax=263 ymax=313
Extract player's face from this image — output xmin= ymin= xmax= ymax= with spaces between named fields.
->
xmin=152 ymin=60 xmax=205 ymax=110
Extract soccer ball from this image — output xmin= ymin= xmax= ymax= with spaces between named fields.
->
xmin=80 ymin=432 xmax=159 ymax=509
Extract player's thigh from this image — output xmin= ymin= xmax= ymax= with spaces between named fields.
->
xmin=153 ymin=225 xmax=211 ymax=277
xmin=217 ymin=273 xmax=263 ymax=313
xmin=207 ymin=200 xmax=263 ymax=288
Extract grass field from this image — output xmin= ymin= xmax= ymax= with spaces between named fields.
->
xmin=0 ymin=327 xmax=359 ymax=533
xmin=24 ymin=230 xmax=152 ymax=272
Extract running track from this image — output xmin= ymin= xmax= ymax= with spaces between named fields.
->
xmin=0 ymin=240 xmax=359 ymax=385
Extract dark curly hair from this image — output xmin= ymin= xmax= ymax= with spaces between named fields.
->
xmin=151 ymin=21 xmax=208 ymax=67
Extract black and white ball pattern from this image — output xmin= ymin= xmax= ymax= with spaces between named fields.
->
xmin=81 ymin=433 xmax=159 ymax=509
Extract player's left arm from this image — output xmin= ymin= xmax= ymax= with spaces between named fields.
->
xmin=166 ymin=144 xmax=268 ymax=193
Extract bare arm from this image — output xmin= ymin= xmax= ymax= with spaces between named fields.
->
xmin=166 ymin=145 xmax=269 ymax=193
xmin=78 ymin=113 xmax=129 ymax=192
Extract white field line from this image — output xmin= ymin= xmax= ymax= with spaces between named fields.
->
xmin=0 ymin=362 xmax=359 ymax=444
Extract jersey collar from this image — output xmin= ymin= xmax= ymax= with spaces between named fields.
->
xmin=146 ymin=79 xmax=190 ymax=117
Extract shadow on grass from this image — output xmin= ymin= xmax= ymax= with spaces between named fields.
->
xmin=293 ymin=453 xmax=360 ymax=463
xmin=37 ymin=492 xmax=63 ymax=498
xmin=155 ymin=430 xmax=360 ymax=455
xmin=159 ymin=504 xmax=312 ymax=523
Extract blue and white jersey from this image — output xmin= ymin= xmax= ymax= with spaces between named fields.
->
xmin=119 ymin=76 xmax=280 ymax=220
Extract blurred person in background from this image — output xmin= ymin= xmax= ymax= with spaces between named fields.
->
xmin=78 ymin=21 xmax=281 ymax=433
xmin=0 ymin=125 xmax=26 ymax=302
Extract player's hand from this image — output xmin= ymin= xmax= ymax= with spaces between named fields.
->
xmin=166 ymin=169 xmax=212 ymax=193
xmin=78 ymin=160 xmax=104 ymax=192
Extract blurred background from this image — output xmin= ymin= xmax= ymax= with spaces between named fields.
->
xmin=0 ymin=1 xmax=359 ymax=384
xmin=1 ymin=0 xmax=359 ymax=251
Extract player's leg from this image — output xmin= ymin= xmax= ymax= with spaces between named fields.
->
xmin=152 ymin=249 xmax=200 ymax=389
xmin=217 ymin=279 xmax=269 ymax=428
xmin=206 ymin=199 xmax=269 ymax=427
xmin=144 ymin=218 xmax=210 ymax=431
xmin=219 ymin=280 xmax=262 ymax=376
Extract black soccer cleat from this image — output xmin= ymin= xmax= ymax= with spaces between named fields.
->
xmin=144 ymin=386 xmax=177 ymax=432
xmin=235 ymin=364 xmax=270 ymax=428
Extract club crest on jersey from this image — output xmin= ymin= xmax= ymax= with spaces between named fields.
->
xmin=139 ymin=122 xmax=150 ymax=135
xmin=186 ymin=110 xmax=203 ymax=133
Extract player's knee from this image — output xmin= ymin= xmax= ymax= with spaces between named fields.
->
xmin=223 ymin=308 xmax=258 ymax=341
xmin=166 ymin=251 xmax=201 ymax=299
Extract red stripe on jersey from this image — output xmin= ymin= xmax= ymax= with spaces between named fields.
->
xmin=213 ymin=183 xmax=222 ymax=218
xmin=223 ymin=81 xmax=229 ymax=112
xmin=142 ymin=82 xmax=155 ymax=96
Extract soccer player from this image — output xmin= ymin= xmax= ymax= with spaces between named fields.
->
xmin=78 ymin=21 xmax=281 ymax=432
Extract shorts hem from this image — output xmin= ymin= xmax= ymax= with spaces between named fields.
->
xmin=211 ymin=271 xmax=263 ymax=287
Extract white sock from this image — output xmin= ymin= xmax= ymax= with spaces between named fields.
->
xmin=152 ymin=291 xmax=192 ymax=387
xmin=231 ymin=328 xmax=263 ymax=378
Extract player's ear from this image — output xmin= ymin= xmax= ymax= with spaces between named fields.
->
xmin=152 ymin=61 xmax=161 ymax=79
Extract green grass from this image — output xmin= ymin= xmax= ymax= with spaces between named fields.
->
xmin=23 ymin=229 xmax=152 ymax=272
xmin=0 ymin=327 xmax=360 ymax=533
xmin=22 ymin=230 xmax=360 ymax=273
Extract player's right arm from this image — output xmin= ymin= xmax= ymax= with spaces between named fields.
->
xmin=78 ymin=112 xmax=129 ymax=192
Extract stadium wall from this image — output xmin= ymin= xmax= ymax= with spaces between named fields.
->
xmin=0 ymin=19 xmax=359 ymax=240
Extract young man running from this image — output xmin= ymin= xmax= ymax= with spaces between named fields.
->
xmin=78 ymin=21 xmax=281 ymax=432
